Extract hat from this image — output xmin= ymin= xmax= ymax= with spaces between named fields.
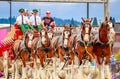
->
xmin=24 ymin=9 xmax=28 ymax=12
xmin=19 ymin=8 xmax=25 ymax=12
xmin=46 ymin=11 xmax=51 ymax=14
xmin=30 ymin=11 xmax=33 ymax=13
xmin=32 ymin=9 xmax=38 ymax=12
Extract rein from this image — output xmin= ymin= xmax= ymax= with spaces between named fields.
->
xmin=83 ymin=42 xmax=93 ymax=59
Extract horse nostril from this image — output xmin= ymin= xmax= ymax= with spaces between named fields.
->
xmin=44 ymin=39 xmax=47 ymax=42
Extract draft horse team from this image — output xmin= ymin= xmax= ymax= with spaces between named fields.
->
xmin=4 ymin=17 xmax=115 ymax=78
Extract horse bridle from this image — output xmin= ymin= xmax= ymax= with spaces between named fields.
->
xmin=100 ymin=22 xmax=113 ymax=35
xmin=81 ymin=22 xmax=91 ymax=40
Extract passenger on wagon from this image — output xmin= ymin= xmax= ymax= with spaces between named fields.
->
xmin=41 ymin=11 xmax=55 ymax=32
xmin=29 ymin=9 xmax=41 ymax=33
xmin=24 ymin=9 xmax=29 ymax=17
xmin=16 ymin=8 xmax=30 ymax=34
xmin=29 ymin=11 xmax=33 ymax=17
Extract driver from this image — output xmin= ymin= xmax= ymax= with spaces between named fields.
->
xmin=41 ymin=11 xmax=55 ymax=32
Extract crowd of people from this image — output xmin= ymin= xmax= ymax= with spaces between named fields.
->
xmin=16 ymin=8 xmax=55 ymax=34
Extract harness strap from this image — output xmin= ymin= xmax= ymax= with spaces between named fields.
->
xmin=84 ymin=42 xmax=94 ymax=59
xmin=109 ymin=43 xmax=112 ymax=55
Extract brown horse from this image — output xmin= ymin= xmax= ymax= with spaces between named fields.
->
xmin=32 ymin=27 xmax=53 ymax=67
xmin=75 ymin=18 xmax=94 ymax=65
xmin=12 ymin=30 xmax=34 ymax=78
xmin=93 ymin=17 xmax=115 ymax=65
xmin=56 ymin=24 xmax=74 ymax=65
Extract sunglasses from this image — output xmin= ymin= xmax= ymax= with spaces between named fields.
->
xmin=46 ymin=13 xmax=50 ymax=14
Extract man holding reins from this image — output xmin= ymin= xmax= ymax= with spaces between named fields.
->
xmin=41 ymin=11 xmax=55 ymax=32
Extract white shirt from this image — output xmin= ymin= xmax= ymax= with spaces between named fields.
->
xmin=29 ymin=15 xmax=41 ymax=26
xmin=16 ymin=15 xmax=29 ymax=25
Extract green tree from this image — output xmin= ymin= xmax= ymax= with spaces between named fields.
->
xmin=115 ymin=50 xmax=120 ymax=60
xmin=112 ymin=17 xmax=116 ymax=24
xmin=71 ymin=18 xmax=75 ymax=26
xmin=92 ymin=17 xmax=99 ymax=27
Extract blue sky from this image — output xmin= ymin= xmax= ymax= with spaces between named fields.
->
xmin=0 ymin=0 xmax=120 ymax=22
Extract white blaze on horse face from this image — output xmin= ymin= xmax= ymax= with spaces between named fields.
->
xmin=64 ymin=31 xmax=70 ymax=39
xmin=84 ymin=26 xmax=89 ymax=42
xmin=63 ymin=38 xmax=68 ymax=48
xmin=28 ymin=33 xmax=33 ymax=46
xmin=28 ymin=33 xmax=33 ymax=40
xmin=41 ymin=36 xmax=47 ymax=44
xmin=47 ymin=32 xmax=53 ymax=39
xmin=41 ymin=30 xmax=46 ymax=36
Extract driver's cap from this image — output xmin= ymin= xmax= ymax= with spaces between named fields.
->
xmin=46 ymin=11 xmax=51 ymax=14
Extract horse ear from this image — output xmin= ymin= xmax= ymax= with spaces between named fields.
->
xmin=109 ymin=16 xmax=112 ymax=22
xmin=70 ymin=27 xmax=74 ymax=30
xmin=82 ymin=17 xmax=85 ymax=22
xmin=64 ymin=24 xmax=67 ymax=29
xmin=105 ymin=16 xmax=108 ymax=22
xmin=89 ymin=18 xmax=92 ymax=23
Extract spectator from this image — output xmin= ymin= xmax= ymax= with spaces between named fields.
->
xmin=110 ymin=55 xmax=116 ymax=74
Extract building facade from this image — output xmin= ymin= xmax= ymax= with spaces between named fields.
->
xmin=113 ymin=22 xmax=120 ymax=54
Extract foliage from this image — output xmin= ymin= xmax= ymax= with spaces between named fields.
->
xmin=115 ymin=49 xmax=120 ymax=60
xmin=92 ymin=17 xmax=99 ymax=27
xmin=0 ymin=17 xmax=80 ymax=26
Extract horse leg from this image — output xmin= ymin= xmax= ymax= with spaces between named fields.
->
xmin=58 ymin=49 xmax=64 ymax=62
xmin=58 ymin=49 xmax=66 ymax=70
xmin=104 ymin=55 xmax=111 ymax=79
xmin=3 ymin=51 xmax=9 ymax=79
xmin=21 ymin=52 xmax=29 ymax=79
xmin=47 ymin=49 xmax=53 ymax=65
xmin=68 ymin=52 xmax=74 ymax=65
xmin=28 ymin=53 xmax=38 ymax=79
xmin=30 ymin=53 xmax=37 ymax=67
xmin=32 ymin=55 xmax=40 ymax=79
xmin=97 ymin=56 xmax=101 ymax=65
xmin=48 ymin=49 xmax=53 ymax=58
xmin=21 ymin=59 xmax=28 ymax=79
xmin=38 ymin=50 xmax=45 ymax=67
xmin=105 ymin=55 xmax=110 ymax=65
xmin=78 ymin=54 xmax=83 ymax=65
xmin=14 ymin=61 xmax=20 ymax=79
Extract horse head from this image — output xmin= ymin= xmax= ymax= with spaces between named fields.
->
xmin=99 ymin=17 xmax=115 ymax=42
xmin=24 ymin=30 xmax=34 ymax=48
xmin=40 ymin=27 xmax=50 ymax=47
xmin=81 ymin=18 xmax=92 ymax=43
xmin=106 ymin=17 xmax=115 ymax=42
xmin=62 ymin=24 xmax=73 ymax=48
xmin=47 ymin=29 xmax=54 ymax=40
